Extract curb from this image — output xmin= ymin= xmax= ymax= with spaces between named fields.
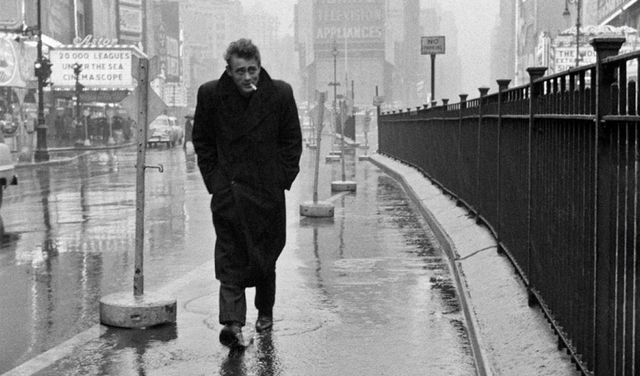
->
xmin=369 ymin=153 xmax=578 ymax=376
xmin=368 ymin=154 xmax=491 ymax=376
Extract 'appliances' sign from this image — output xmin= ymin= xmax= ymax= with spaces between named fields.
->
xmin=314 ymin=0 xmax=384 ymax=52
xmin=50 ymin=48 xmax=133 ymax=89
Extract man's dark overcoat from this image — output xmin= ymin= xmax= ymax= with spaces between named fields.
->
xmin=192 ymin=68 xmax=302 ymax=287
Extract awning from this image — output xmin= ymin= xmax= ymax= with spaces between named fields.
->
xmin=52 ymin=88 xmax=131 ymax=103
xmin=600 ymin=0 xmax=639 ymax=26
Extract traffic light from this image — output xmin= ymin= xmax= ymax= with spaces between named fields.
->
xmin=72 ymin=62 xmax=82 ymax=77
xmin=34 ymin=57 xmax=52 ymax=86
xmin=75 ymin=81 xmax=84 ymax=92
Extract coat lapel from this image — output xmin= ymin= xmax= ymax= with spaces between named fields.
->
xmin=214 ymin=69 xmax=277 ymax=141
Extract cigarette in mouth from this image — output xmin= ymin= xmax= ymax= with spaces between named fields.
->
xmin=250 ymin=83 xmax=257 ymax=91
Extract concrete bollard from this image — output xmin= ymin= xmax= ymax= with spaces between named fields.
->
xmin=331 ymin=180 xmax=357 ymax=192
xmin=100 ymin=292 xmax=176 ymax=328
xmin=300 ymin=200 xmax=335 ymax=217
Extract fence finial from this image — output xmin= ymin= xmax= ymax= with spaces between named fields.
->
xmin=590 ymin=37 xmax=625 ymax=59
xmin=497 ymin=79 xmax=511 ymax=91
xmin=459 ymin=94 xmax=468 ymax=109
xmin=526 ymin=67 xmax=547 ymax=83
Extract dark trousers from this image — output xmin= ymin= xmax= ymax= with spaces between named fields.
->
xmin=219 ymin=271 xmax=276 ymax=326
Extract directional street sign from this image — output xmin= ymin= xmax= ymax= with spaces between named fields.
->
xmin=119 ymin=84 xmax=166 ymax=123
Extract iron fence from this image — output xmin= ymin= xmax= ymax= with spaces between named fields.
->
xmin=378 ymin=37 xmax=638 ymax=376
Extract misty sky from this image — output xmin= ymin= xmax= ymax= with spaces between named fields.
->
xmin=239 ymin=0 xmax=297 ymax=35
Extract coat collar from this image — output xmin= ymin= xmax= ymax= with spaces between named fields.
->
xmin=215 ymin=68 xmax=277 ymax=139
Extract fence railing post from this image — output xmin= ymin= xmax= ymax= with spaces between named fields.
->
xmin=525 ymin=67 xmax=547 ymax=306
xmin=496 ymin=79 xmax=511 ymax=251
xmin=458 ymin=94 xmax=468 ymax=207
xmin=591 ymin=36 xmax=625 ymax=375
xmin=476 ymin=87 xmax=490 ymax=223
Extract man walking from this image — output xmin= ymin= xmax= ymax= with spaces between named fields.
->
xmin=192 ymin=39 xmax=302 ymax=348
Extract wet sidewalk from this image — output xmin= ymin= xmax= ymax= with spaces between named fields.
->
xmin=2 ymin=144 xmax=578 ymax=376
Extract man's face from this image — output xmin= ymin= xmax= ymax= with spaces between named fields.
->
xmin=226 ymin=55 xmax=260 ymax=96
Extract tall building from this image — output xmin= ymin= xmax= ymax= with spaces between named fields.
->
xmin=396 ymin=0 xmax=420 ymax=106
xmin=490 ymin=0 xmax=516 ymax=84
xmin=245 ymin=2 xmax=279 ymax=67
xmin=514 ymin=0 xmax=569 ymax=85
xmin=180 ymin=0 xmax=244 ymax=109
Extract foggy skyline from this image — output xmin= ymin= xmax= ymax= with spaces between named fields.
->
xmin=238 ymin=0 xmax=500 ymax=103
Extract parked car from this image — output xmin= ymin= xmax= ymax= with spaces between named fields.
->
xmin=147 ymin=115 xmax=183 ymax=148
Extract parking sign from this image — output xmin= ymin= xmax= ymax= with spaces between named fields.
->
xmin=421 ymin=36 xmax=446 ymax=55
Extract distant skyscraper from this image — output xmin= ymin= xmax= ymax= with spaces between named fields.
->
xmin=180 ymin=0 xmax=244 ymax=108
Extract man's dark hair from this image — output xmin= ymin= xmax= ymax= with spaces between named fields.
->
xmin=224 ymin=38 xmax=261 ymax=66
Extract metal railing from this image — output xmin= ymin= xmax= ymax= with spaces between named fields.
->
xmin=378 ymin=37 xmax=638 ymax=376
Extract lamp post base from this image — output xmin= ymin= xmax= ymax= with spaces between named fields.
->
xmin=100 ymin=291 xmax=177 ymax=328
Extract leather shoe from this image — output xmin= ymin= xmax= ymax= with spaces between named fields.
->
xmin=219 ymin=323 xmax=245 ymax=348
xmin=255 ymin=315 xmax=273 ymax=333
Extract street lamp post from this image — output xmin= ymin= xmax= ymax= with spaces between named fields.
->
xmin=34 ymin=0 xmax=49 ymax=162
xmin=328 ymin=40 xmax=340 ymax=133
xmin=563 ymin=0 xmax=582 ymax=67
xmin=72 ymin=63 xmax=83 ymax=146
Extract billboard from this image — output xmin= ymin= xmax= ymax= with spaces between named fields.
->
xmin=49 ymin=48 xmax=134 ymax=89
xmin=154 ymin=1 xmax=181 ymax=83
xmin=551 ymin=29 xmax=640 ymax=75
xmin=313 ymin=0 xmax=385 ymax=57
xmin=0 ymin=0 xmax=21 ymax=28
xmin=118 ymin=0 xmax=143 ymax=46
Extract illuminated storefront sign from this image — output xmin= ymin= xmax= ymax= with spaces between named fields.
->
xmin=0 ymin=36 xmax=37 ymax=88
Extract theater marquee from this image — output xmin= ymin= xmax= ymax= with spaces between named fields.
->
xmin=49 ymin=47 xmax=134 ymax=89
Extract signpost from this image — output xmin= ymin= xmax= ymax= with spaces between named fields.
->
xmin=421 ymin=36 xmax=446 ymax=102
xmin=99 ymin=56 xmax=176 ymax=329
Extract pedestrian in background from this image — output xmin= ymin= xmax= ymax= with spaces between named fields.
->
xmin=183 ymin=114 xmax=193 ymax=149
xmin=192 ymin=38 xmax=302 ymax=348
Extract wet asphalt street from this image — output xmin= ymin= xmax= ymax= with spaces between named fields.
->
xmin=0 ymin=133 xmax=477 ymax=375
